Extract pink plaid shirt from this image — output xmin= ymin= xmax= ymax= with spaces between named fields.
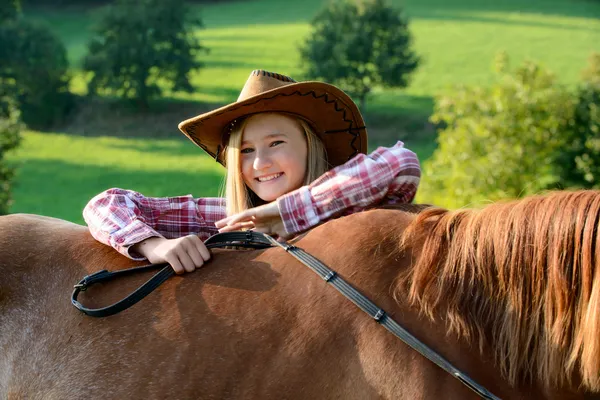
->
xmin=83 ymin=141 xmax=421 ymax=260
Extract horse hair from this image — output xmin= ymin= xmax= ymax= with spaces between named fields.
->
xmin=397 ymin=190 xmax=600 ymax=392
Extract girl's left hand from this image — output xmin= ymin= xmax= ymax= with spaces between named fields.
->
xmin=215 ymin=201 xmax=293 ymax=240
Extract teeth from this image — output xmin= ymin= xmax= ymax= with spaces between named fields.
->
xmin=257 ymin=173 xmax=282 ymax=182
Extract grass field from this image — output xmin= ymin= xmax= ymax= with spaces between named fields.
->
xmin=8 ymin=0 xmax=600 ymax=222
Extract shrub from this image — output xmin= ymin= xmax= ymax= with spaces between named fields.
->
xmin=420 ymin=54 xmax=574 ymax=209
xmin=555 ymin=53 xmax=600 ymax=188
xmin=0 ymin=16 xmax=73 ymax=129
xmin=299 ymin=0 xmax=419 ymax=110
xmin=0 ymin=96 xmax=22 ymax=215
xmin=84 ymin=0 xmax=208 ymax=109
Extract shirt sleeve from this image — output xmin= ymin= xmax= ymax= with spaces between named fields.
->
xmin=276 ymin=141 xmax=421 ymax=235
xmin=83 ymin=188 xmax=226 ymax=260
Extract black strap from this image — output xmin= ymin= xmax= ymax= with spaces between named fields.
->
xmin=72 ymin=231 xmax=500 ymax=400
xmin=71 ymin=231 xmax=272 ymax=317
xmin=265 ymin=239 xmax=501 ymax=400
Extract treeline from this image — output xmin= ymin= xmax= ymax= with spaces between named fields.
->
xmin=21 ymin=0 xmax=246 ymax=5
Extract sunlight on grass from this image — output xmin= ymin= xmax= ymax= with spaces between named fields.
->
xmin=7 ymin=131 xmax=225 ymax=223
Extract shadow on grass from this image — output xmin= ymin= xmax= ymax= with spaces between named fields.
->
xmin=56 ymin=95 xmax=221 ymax=139
xmin=50 ymin=91 xmax=436 ymax=144
xmin=10 ymin=158 xmax=225 ymax=224
xmin=403 ymin=0 xmax=600 ymax=22
xmin=363 ymin=93 xmax=436 ymax=144
xmin=199 ymin=0 xmax=600 ymax=28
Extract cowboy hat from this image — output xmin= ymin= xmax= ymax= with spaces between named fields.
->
xmin=178 ymin=70 xmax=367 ymax=168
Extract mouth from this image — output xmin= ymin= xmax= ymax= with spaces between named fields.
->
xmin=255 ymin=172 xmax=284 ymax=183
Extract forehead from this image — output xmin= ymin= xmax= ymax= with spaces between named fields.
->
xmin=242 ymin=113 xmax=304 ymax=142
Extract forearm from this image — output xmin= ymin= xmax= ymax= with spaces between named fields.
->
xmin=130 ymin=236 xmax=166 ymax=260
xmin=277 ymin=141 xmax=421 ymax=234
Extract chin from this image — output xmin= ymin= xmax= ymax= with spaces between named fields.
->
xmin=256 ymin=193 xmax=279 ymax=202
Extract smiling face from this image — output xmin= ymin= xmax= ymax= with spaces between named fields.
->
xmin=240 ymin=113 xmax=308 ymax=202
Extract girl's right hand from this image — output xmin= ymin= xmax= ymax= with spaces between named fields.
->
xmin=132 ymin=235 xmax=211 ymax=274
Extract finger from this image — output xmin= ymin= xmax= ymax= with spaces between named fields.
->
xmin=218 ymin=221 xmax=255 ymax=232
xmin=188 ymin=235 xmax=211 ymax=261
xmin=215 ymin=217 xmax=232 ymax=229
xmin=251 ymin=225 xmax=271 ymax=234
xmin=176 ymin=251 xmax=197 ymax=273
xmin=226 ymin=211 xmax=254 ymax=226
xmin=167 ymin=256 xmax=185 ymax=275
xmin=183 ymin=241 xmax=205 ymax=267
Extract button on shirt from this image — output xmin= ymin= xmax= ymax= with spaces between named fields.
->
xmin=83 ymin=141 xmax=421 ymax=260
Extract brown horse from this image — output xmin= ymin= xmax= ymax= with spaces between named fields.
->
xmin=1 ymin=191 xmax=600 ymax=399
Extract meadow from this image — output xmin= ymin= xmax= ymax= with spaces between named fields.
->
xmin=9 ymin=0 xmax=600 ymax=223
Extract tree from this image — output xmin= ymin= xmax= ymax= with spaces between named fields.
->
xmin=0 ymin=0 xmax=21 ymax=214
xmin=84 ymin=0 xmax=208 ymax=109
xmin=0 ymin=0 xmax=72 ymax=129
xmin=555 ymin=53 xmax=600 ymax=188
xmin=419 ymin=54 xmax=574 ymax=209
xmin=0 ymin=0 xmax=19 ymax=22
xmin=299 ymin=0 xmax=419 ymax=110
xmin=0 ymin=96 xmax=22 ymax=215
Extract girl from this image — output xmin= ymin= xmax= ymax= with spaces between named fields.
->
xmin=83 ymin=70 xmax=421 ymax=274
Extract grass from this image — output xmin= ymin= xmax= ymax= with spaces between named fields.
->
xmin=7 ymin=131 xmax=224 ymax=223
xmin=8 ymin=0 xmax=600 ymax=221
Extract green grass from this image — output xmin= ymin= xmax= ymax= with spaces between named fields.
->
xmin=9 ymin=0 xmax=600 ymax=221
xmin=7 ymin=131 xmax=225 ymax=224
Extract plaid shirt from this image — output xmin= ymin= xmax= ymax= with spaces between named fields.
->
xmin=83 ymin=141 xmax=421 ymax=260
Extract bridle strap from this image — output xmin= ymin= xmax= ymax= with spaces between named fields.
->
xmin=71 ymin=231 xmax=272 ymax=317
xmin=264 ymin=237 xmax=501 ymax=400
xmin=72 ymin=231 xmax=501 ymax=400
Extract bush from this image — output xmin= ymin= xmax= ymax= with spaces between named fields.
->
xmin=299 ymin=0 xmax=419 ymax=110
xmin=84 ymin=0 xmax=208 ymax=109
xmin=0 ymin=18 xmax=73 ymax=129
xmin=0 ymin=97 xmax=22 ymax=215
xmin=555 ymin=53 xmax=600 ymax=188
xmin=420 ymin=54 xmax=574 ymax=209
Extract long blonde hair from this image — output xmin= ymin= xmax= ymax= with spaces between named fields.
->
xmin=221 ymin=113 xmax=328 ymax=216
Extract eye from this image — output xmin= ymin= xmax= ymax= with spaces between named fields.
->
xmin=270 ymin=140 xmax=284 ymax=147
xmin=241 ymin=147 xmax=254 ymax=154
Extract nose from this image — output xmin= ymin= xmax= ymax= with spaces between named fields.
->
xmin=253 ymin=150 xmax=273 ymax=171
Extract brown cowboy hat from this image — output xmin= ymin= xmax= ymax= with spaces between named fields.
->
xmin=178 ymin=70 xmax=367 ymax=168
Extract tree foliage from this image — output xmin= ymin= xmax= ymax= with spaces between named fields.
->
xmin=0 ymin=3 xmax=72 ymax=129
xmin=299 ymin=0 xmax=419 ymax=110
xmin=0 ymin=97 xmax=22 ymax=215
xmin=420 ymin=54 xmax=575 ymax=209
xmin=555 ymin=53 xmax=600 ymax=188
xmin=84 ymin=0 xmax=208 ymax=108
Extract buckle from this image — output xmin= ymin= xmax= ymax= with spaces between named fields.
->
xmin=73 ymin=269 xmax=110 ymax=291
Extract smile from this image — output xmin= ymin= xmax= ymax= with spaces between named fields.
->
xmin=256 ymin=173 xmax=283 ymax=182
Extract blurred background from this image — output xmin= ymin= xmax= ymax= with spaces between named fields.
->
xmin=0 ymin=0 xmax=599 ymax=224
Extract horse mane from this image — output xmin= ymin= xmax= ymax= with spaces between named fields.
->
xmin=396 ymin=190 xmax=600 ymax=391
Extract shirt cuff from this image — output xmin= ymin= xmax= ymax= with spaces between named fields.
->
xmin=109 ymin=219 xmax=164 ymax=260
xmin=276 ymin=186 xmax=320 ymax=235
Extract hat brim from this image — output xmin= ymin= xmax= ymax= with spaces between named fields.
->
xmin=178 ymin=82 xmax=367 ymax=168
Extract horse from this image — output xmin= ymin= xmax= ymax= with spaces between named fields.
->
xmin=1 ymin=190 xmax=600 ymax=399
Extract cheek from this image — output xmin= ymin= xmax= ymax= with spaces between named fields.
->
xmin=240 ymin=158 xmax=253 ymax=185
xmin=288 ymin=151 xmax=307 ymax=181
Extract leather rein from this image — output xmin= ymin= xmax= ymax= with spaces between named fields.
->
xmin=72 ymin=231 xmax=501 ymax=400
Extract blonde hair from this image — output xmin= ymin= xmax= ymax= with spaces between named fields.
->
xmin=221 ymin=113 xmax=328 ymax=216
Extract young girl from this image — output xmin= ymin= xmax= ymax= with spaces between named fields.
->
xmin=83 ymin=70 xmax=421 ymax=274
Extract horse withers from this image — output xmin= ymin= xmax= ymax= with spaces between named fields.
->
xmin=1 ymin=193 xmax=600 ymax=399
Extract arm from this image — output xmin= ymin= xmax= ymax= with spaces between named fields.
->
xmin=276 ymin=141 xmax=421 ymax=235
xmin=83 ymin=188 xmax=226 ymax=260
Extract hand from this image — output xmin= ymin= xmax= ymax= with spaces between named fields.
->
xmin=132 ymin=235 xmax=211 ymax=274
xmin=215 ymin=201 xmax=293 ymax=240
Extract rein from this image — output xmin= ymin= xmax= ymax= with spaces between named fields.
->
xmin=72 ymin=231 xmax=501 ymax=400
